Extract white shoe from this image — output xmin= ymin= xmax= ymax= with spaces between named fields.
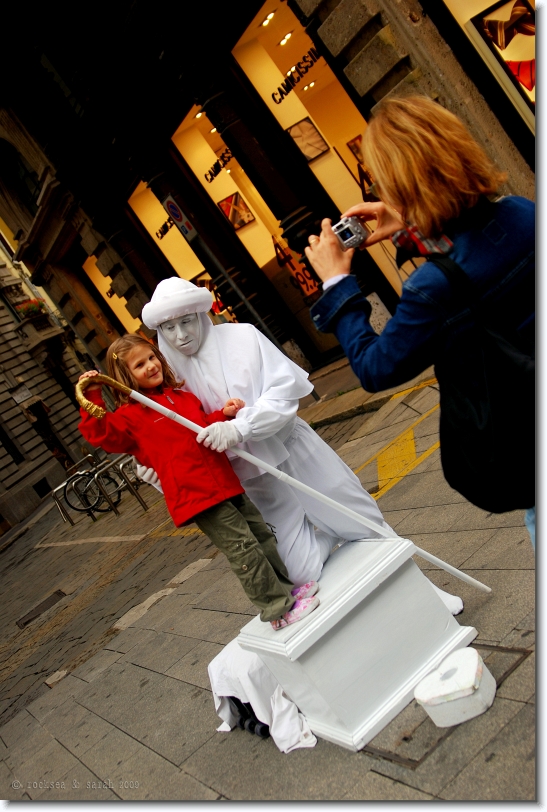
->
xmin=431 ymin=583 xmax=464 ymax=615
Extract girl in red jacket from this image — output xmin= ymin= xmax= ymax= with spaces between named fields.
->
xmin=78 ymin=334 xmax=319 ymax=630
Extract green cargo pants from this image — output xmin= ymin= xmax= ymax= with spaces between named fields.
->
xmin=194 ymin=493 xmax=295 ymax=622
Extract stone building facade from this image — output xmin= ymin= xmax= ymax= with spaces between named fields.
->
xmin=0 ymin=242 xmax=90 ymax=529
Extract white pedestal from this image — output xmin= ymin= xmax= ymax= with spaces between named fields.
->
xmin=237 ymin=539 xmax=477 ymax=752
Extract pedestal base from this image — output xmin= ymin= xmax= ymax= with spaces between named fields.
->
xmin=237 ymin=539 xmax=477 ymax=751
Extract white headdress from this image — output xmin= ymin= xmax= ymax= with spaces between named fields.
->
xmin=141 ymin=277 xmax=213 ymax=330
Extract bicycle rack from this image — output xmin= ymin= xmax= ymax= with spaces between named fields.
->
xmin=91 ymin=455 xmax=148 ymax=516
xmin=51 ymin=454 xmax=101 ymax=525
xmin=50 ymin=453 xmax=148 ymax=524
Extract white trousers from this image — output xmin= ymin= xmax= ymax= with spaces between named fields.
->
xmin=243 ymin=418 xmax=394 ymax=586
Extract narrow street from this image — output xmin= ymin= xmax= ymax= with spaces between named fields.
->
xmin=0 ymin=366 xmax=535 ymax=801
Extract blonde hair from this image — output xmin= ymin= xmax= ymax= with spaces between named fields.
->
xmin=106 ymin=334 xmax=183 ymax=406
xmin=362 ymin=96 xmax=506 ymax=236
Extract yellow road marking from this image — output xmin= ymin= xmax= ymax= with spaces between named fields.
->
xmin=353 ymin=403 xmax=439 ymax=475
xmin=373 ymin=442 xmax=440 ymax=500
xmin=377 ymin=429 xmax=416 ymax=490
xmin=389 ymin=376 xmax=438 ymax=400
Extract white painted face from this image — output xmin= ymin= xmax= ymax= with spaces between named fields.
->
xmin=159 ymin=313 xmax=201 ymax=356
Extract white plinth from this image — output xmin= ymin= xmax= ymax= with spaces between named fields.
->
xmin=237 ymin=539 xmax=477 ymax=751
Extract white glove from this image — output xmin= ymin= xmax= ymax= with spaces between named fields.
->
xmin=135 ymin=461 xmax=164 ymax=494
xmin=196 ymin=422 xmax=242 ymax=453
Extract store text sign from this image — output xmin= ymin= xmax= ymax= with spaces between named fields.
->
xmin=272 ymin=48 xmax=320 ymax=104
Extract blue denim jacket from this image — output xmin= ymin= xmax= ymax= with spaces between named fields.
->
xmin=310 ymin=196 xmax=535 ymax=392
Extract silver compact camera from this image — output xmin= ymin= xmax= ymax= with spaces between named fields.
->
xmin=332 ymin=216 xmax=368 ymax=251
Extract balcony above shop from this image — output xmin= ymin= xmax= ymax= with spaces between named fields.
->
xmin=15 ymin=313 xmax=65 ymax=357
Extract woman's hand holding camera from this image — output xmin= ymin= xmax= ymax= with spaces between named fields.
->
xmin=305 ymin=203 xmax=404 ymax=285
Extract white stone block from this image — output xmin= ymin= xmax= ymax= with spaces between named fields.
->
xmin=414 ymin=647 xmax=496 ymax=728
xmin=237 ymin=538 xmax=477 ymax=751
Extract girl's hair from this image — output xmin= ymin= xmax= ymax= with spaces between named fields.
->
xmin=362 ymin=95 xmax=507 ymax=237
xmin=106 ymin=334 xmax=183 ymax=406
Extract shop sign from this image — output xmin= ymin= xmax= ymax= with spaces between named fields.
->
xmin=272 ymin=48 xmax=320 ymax=104
xmin=161 ymin=195 xmax=197 ymax=242
xmin=205 ymin=149 xmax=233 ymax=183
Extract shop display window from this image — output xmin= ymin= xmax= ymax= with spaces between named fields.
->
xmin=442 ymin=0 xmax=534 ymax=133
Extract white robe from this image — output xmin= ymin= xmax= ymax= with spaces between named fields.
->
xmin=158 ymin=317 xmax=393 ymax=585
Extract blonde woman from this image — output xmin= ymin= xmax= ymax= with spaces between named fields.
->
xmin=306 ymin=96 xmax=534 ymax=540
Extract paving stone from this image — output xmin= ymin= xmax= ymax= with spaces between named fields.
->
xmin=366 ymin=698 xmax=443 ymax=763
xmin=42 ymin=701 xmax=112 ymax=758
xmin=105 ymin=745 xmax=218 ymax=800
xmin=461 ymin=525 xmax=535 ymax=570
xmin=129 ymin=593 xmax=199 ymax=631
xmin=449 ymin=503 xmax=526 ymax=531
xmin=341 ymin=770 xmax=435 ymax=801
xmin=496 ymin=651 xmax=535 ymax=703
xmin=31 ymin=761 xmax=119 ymax=801
xmin=9 ymin=738 xmax=79 ymax=790
xmin=191 ymin=570 xmax=257 ymax=615
xmin=440 ymin=703 xmax=535 ymax=801
xmin=420 ymin=568 xmax=534 ymax=644
xmin=499 ymin=627 xmax=534 ymax=649
xmin=78 ymin=662 xmax=165 ymax=721
xmin=122 ymin=632 xmax=201 ymax=673
xmin=409 ymin=528 xmax=497 ymax=570
xmin=381 ymin=501 xmax=470 ymax=536
xmin=103 ymin=627 xmax=157 ymax=653
xmin=516 ymin=610 xmax=535 ymax=631
xmin=78 ymin=726 xmax=143 ymax=778
xmin=166 ymin=640 xmax=223 ymax=689
xmin=159 ymin=608 xmax=247 ymax=644
xmin=99 ymin=675 xmax=219 ymax=766
xmin=0 ymin=759 xmax=31 ymax=800
xmin=174 ymin=568 xmax=230 ymax=595
xmin=0 ymin=709 xmax=44 ymax=749
xmin=4 ymin=727 xmax=54 ymax=772
xmin=367 ymin=696 xmax=523 ymax=796
xmin=82 ymin=663 xmax=218 ymax=766
xmin=71 ymin=649 xmax=123 ymax=682
xmin=183 ymin=729 xmax=373 ymax=801
xmin=25 ymin=675 xmax=88 ymax=722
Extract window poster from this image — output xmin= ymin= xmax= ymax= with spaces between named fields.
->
xmin=468 ymin=0 xmax=535 ymax=111
xmin=217 ymin=193 xmax=255 ymax=231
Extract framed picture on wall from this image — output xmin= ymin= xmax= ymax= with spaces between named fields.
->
xmin=286 ymin=117 xmax=329 ymax=162
xmin=217 ymin=193 xmax=255 ymax=230
xmin=346 ymin=134 xmax=365 ymax=165
xmin=467 ymin=0 xmax=535 ymax=114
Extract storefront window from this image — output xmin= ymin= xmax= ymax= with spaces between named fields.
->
xmin=171 ymin=105 xmax=339 ymax=352
xmin=444 ymin=0 xmax=534 ymax=133
xmin=231 ymin=0 xmax=405 ymax=304
xmin=128 ymin=181 xmax=205 ymax=280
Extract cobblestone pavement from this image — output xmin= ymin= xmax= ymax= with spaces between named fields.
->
xmin=0 ymin=371 xmax=535 ymax=802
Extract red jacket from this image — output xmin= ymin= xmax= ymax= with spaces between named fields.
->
xmin=78 ymin=387 xmax=244 ymax=526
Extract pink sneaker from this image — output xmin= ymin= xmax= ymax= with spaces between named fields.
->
xmin=291 ymin=581 xmax=319 ymax=601
xmin=270 ymin=596 xmax=320 ymax=630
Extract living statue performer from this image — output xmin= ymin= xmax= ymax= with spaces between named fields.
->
xmin=139 ymin=277 xmax=462 ymax=613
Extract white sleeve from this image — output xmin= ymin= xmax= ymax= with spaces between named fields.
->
xmin=227 ymin=329 xmax=313 ymax=442
xmin=230 ymin=398 xmax=299 ymax=442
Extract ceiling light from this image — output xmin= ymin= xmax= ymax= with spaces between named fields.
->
xmin=195 ymin=111 xmax=203 ymax=119
xmin=279 ymin=32 xmax=292 ymax=45
xmin=261 ymin=11 xmax=275 ymax=26
xmin=262 ymin=19 xmax=270 ymax=25
xmin=210 ymin=127 xmax=217 ymax=133
xmin=309 ymin=82 xmax=315 ymax=88
xmin=226 ymin=169 xmax=231 ymax=174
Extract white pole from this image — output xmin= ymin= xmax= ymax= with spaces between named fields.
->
xmin=129 ymin=390 xmax=492 ymax=594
